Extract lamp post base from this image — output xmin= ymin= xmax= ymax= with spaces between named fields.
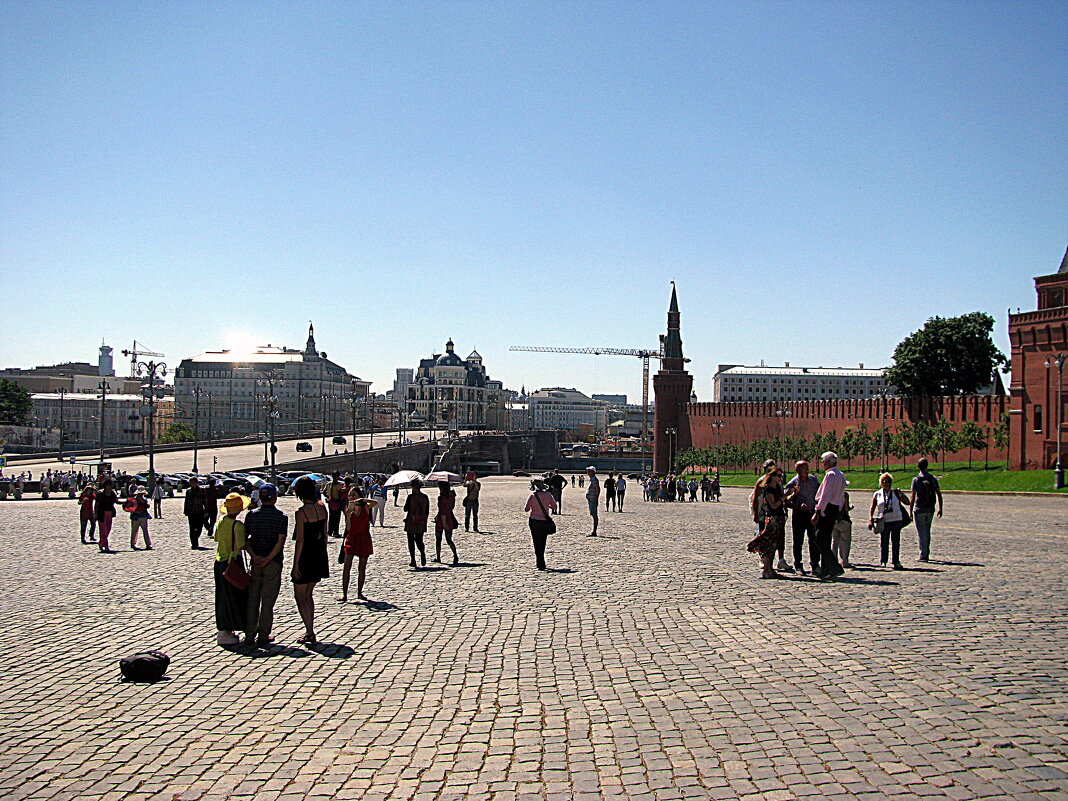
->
xmin=1055 ymin=465 xmax=1065 ymax=491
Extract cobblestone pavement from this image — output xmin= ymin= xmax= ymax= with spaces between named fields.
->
xmin=1 ymin=479 xmax=1066 ymax=800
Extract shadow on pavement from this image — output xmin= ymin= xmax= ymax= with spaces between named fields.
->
xmin=545 ymin=568 xmax=576 ymax=574
xmin=450 ymin=562 xmax=485 ymax=568
xmin=361 ymin=600 xmax=399 ymax=611
xmin=930 ymin=560 xmax=985 ymax=567
xmin=243 ymin=645 xmax=312 ymax=659
xmin=307 ymin=642 xmax=355 ymax=659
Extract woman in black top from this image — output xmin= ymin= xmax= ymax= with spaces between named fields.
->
xmin=292 ymin=476 xmax=329 ymax=644
xmin=94 ymin=478 xmax=119 ymax=554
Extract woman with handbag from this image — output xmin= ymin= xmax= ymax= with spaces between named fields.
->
xmin=337 ymin=490 xmax=377 ymax=603
xmin=746 ymin=468 xmax=789 ymax=579
xmin=78 ymin=483 xmax=97 ymax=544
xmin=868 ymin=473 xmax=912 ymax=570
xmin=214 ymin=492 xmax=250 ymax=646
xmin=126 ymin=486 xmax=153 ymax=550
xmin=525 ymin=479 xmax=558 ymax=571
xmin=94 ymin=478 xmax=119 ymax=554
xmin=433 ymin=481 xmax=460 ymax=566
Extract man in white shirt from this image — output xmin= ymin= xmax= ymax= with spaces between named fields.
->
xmin=615 ymin=475 xmax=627 ymax=511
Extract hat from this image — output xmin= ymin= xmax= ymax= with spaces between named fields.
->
xmin=222 ymin=492 xmax=250 ymax=515
xmin=586 ymin=466 xmax=597 ymax=473
xmin=258 ymin=482 xmax=278 ymax=499
xmin=135 ymin=486 xmax=147 ymax=495
xmin=532 ymin=479 xmax=549 ymax=491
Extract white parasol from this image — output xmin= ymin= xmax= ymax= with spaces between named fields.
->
xmin=425 ymin=470 xmax=463 ymax=485
xmin=382 ymin=470 xmax=425 ymax=489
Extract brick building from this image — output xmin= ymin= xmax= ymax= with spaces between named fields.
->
xmin=652 ymin=283 xmax=693 ymax=473
xmin=1007 ymin=248 xmax=1068 ymax=470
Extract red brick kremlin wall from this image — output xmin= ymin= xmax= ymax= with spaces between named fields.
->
xmin=686 ymin=395 xmax=1009 ymax=460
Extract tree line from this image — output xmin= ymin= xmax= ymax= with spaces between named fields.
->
xmin=677 ymin=414 xmax=1010 ymax=474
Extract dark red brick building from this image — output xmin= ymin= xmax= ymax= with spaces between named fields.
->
xmin=1007 ymin=248 xmax=1068 ymax=470
xmin=652 ymin=283 xmax=693 ymax=474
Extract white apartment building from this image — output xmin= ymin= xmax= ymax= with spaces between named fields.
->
xmin=712 ymin=363 xmax=891 ymax=403
xmin=528 ymin=388 xmax=608 ymax=434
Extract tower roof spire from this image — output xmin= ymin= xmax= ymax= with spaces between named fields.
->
xmin=1059 ymin=245 xmax=1068 ymax=274
xmin=669 ymin=280 xmax=679 ymax=313
xmin=305 ymin=321 xmax=317 ymax=355
xmin=661 ymin=282 xmax=685 ymax=371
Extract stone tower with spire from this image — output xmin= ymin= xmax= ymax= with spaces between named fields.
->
xmin=653 ymin=282 xmax=693 ymax=474
xmin=304 ymin=322 xmax=317 ymax=357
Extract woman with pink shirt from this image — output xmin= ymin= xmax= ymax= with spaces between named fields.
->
xmin=525 ymin=479 xmax=558 ymax=571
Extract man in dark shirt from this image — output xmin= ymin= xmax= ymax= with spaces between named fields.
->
xmin=910 ymin=459 xmax=943 ymax=562
xmin=546 ymin=470 xmax=566 ymax=514
xmin=784 ymin=460 xmax=821 ymax=575
xmin=243 ymin=483 xmax=288 ymax=647
xmin=183 ymin=477 xmax=210 ymax=550
xmin=203 ymin=477 xmax=221 ymax=538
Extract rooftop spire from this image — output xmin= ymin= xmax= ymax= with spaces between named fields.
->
xmin=669 ymin=280 xmax=679 ymax=313
xmin=305 ymin=321 xmax=317 ymax=355
xmin=1059 ymin=245 xmax=1068 ymax=274
xmin=661 ymin=282 xmax=685 ymax=371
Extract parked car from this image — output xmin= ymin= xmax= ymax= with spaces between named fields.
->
xmin=512 ymin=470 xmax=532 ymax=477
xmin=296 ymin=441 xmax=313 ymax=452
xmin=332 ymin=435 xmax=346 ymax=445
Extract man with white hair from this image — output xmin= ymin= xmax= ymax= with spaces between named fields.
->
xmin=811 ymin=452 xmax=846 ymax=580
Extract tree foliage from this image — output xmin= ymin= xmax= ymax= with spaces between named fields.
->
xmin=159 ymin=422 xmax=196 ymax=444
xmin=885 ymin=312 xmax=1007 ymax=397
xmin=0 ymin=379 xmax=32 ymax=425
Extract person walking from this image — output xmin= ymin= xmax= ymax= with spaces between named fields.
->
xmin=747 ymin=468 xmax=788 ymax=579
xmin=811 ymin=452 xmax=847 ymax=580
xmin=463 ymin=472 xmax=481 ymax=532
xmin=832 ymin=491 xmax=854 ymax=569
xmin=203 ymin=477 xmax=221 ymax=539
xmin=126 ymin=487 xmax=153 ymax=550
xmin=184 ymin=477 xmax=210 ymax=550
xmin=687 ymin=477 xmax=698 ymax=501
xmin=404 ymin=479 xmax=430 ymax=568
xmin=784 ymin=460 xmax=821 ymax=575
xmin=151 ymin=480 xmax=164 ymax=519
xmin=711 ymin=474 xmax=721 ymax=502
xmin=338 ymin=491 xmax=376 ymax=602
xmin=325 ymin=471 xmax=346 ymax=538
xmin=616 ymin=474 xmax=627 ymax=511
xmin=371 ymin=478 xmax=388 ymax=526
xmin=585 ymin=466 xmax=601 ymax=536
xmin=94 ymin=478 xmax=119 ymax=553
xmin=546 ymin=469 xmax=565 ymax=514
xmin=213 ymin=492 xmax=250 ymax=646
xmin=525 ymin=478 xmax=558 ymax=570
xmin=78 ymin=483 xmax=97 ymax=543
xmin=244 ymin=482 xmax=287 ymax=648
xmin=604 ymin=472 xmax=617 ymax=512
xmin=291 ymin=476 xmax=329 ymax=645
xmin=909 ymin=458 xmax=943 ymax=562
xmin=434 ymin=481 xmax=460 ymax=565
xmin=869 ymin=473 xmax=911 ymax=570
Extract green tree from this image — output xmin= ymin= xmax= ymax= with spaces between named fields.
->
xmin=957 ymin=421 xmax=987 ymax=470
xmin=890 ymin=424 xmax=913 ymax=472
xmin=838 ymin=428 xmax=857 ymax=468
xmin=931 ymin=417 xmax=955 ymax=471
xmin=159 ymin=422 xmax=196 ymax=444
xmin=993 ymin=412 xmax=1011 ymax=453
xmin=911 ymin=419 xmax=935 ymax=462
xmin=0 ymin=379 xmax=32 ymax=425
xmin=885 ymin=312 xmax=1007 ymax=397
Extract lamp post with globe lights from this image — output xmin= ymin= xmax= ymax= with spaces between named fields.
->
xmin=1046 ymin=353 xmax=1066 ymax=490
xmin=133 ymin=359 xmax=168 ymax=490
xmin=257 ymin=370 xmax=283 ymax=484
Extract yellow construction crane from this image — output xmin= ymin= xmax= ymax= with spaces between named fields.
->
xmin=509 ymin=345 xmax=663 ymax=471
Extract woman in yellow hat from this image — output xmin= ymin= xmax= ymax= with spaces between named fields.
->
xmin=214 ymin=492 xmax=250 ymax=646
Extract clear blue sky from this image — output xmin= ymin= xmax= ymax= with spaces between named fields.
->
xmin=2 ymin=1 xmax=1065 ymax=401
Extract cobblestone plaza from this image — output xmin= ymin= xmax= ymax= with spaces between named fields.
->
xmin=1 ymin=480 xmax=1065 ymax=800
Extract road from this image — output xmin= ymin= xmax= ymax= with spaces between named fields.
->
xmin=11 ymin=429 xmax=437 ymax=475
xmin=0 ymin=483 xmax=1065 ymax=799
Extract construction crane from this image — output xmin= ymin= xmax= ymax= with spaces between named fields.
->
xmin=509 ymin=345 xmax=663 ymax=469
xmin=121 ymin=341 xmax=164 ymax=377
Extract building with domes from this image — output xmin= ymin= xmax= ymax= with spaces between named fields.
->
xmin=408 ymin=339 xmax=497 ymax=430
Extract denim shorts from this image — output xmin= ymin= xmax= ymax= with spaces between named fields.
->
xmin=587 ymin=498 xmax=598 ymax=516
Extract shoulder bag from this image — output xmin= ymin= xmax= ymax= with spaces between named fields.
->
xmin=533 ymin=492 xmax=556 ymax=534
xmin=895 ymin=489 xmax=912 ymax=528
xmin=222 ymin=518 xmax=250 ymax=590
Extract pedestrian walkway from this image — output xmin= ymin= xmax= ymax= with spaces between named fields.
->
xmin=0 ymin=482 xmax=1065 ymax=800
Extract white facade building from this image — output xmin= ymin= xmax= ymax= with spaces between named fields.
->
xmin=528 ymin=388 xmax=608 ymax=434
xmin=712 ymin=363 xmax=890 ymax=403
xmin=392 ymin=368 xmax=414 ymax=409
xmin=407 ymin=340 xmax=494 ymax=430
xmin=174 ymin=324 xmax=370 ymax=440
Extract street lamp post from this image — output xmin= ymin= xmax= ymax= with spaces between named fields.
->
xmin=191 ymin=385 xmax=201 ymax=473
xmin=1045 ymin=353 xmax=1066 ymax=490
xmin=57 ymin=388 xmax=66 ymax=462
xmin=257 ymin=370 xmax=283 ymax=484
xmin=97 ymin=379 xmax=108 ymax=464
xmin=319 ymin=352 xmax=328 ymax=457
xmin=711 ymin=420 xmax=724 ymax=470
xmin=133 ymin=359 xmax=168 ymax=490
xmin=349 ymin=385 xmax=360 ymax=476
xmin=775 ymin=407 xmax=791 ymax=465
xmin=665 ymin=427 xmax=677 ymax=473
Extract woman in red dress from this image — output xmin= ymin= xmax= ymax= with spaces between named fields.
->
xmin=434 ymin=481 xmax=460 ymax=565
xmin=338 ymin=490 xmax=377 ymax=602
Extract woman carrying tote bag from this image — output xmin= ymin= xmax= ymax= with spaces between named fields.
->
xmin=524 ymin=479 xmax=558 ymax=571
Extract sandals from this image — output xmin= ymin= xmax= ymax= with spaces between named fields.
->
xmin=297 ymin=635 xmax=317 ymax=645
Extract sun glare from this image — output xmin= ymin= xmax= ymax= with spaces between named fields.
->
xmin=222 ymin=331 xmax=263 ymax=357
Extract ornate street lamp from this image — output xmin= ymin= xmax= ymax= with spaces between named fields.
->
xmin=1045 ymin=353 xmax=1066 ymax=490
xmin=257 ymin=369 xmax=284 ymax=484
xmin=133 ymin=359 xmax=168 ymax=490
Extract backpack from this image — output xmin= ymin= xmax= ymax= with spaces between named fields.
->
xmin=119 ymin=651 xmax=170 ymax=682
xmin=915 ymin=474 xmax=936 ymax=508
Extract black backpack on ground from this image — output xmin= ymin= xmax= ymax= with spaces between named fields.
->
xmin=119 ymin=651 xmax=170 ymax=682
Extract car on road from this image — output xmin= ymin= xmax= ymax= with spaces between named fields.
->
xmin=511 ymin=470 xmax=532 ymax=477
xmin=332 ymin=435 xmax=346 ymax=445
xmin=295 ymin=441 xmax=313 ymax=452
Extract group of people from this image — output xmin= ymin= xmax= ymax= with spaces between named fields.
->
xmin=642 ymin=473 xmax=722 ymax=502
xmin=76 ymin=478 xmax=156 ymax=552
xmin=747 ymin=454 xmax=944 ymax=580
